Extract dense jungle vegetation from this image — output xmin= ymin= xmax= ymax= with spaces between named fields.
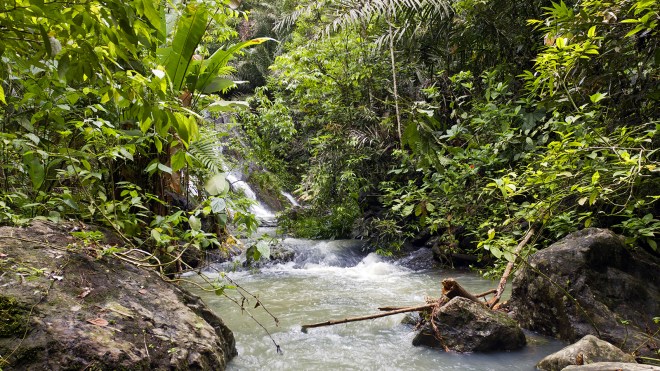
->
xmin=0 ymin=0 xmax=658 ymax=275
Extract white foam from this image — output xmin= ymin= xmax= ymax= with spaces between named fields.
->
xmin=226 ymin=172 xmax=276 ymax=221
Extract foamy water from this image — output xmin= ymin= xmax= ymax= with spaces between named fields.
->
xmin=190 ymin=238 xmax=565 ymax=370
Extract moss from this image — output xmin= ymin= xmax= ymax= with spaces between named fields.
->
xmin=0 ymin=296 xmax=28 ymax=337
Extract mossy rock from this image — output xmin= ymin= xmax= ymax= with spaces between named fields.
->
xmin=0 ymin=296 xmax=28 ymax=337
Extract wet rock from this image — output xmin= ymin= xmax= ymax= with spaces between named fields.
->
xmin=245 ymin=243 xmax=295 ymax=268
xmin=269 ymin=245 xmax=295 ymax=263
xmin=562 ymin=362 xmax=660 ymax=371
xmin=0 ymin=221 xmax=236 ymax=370
xmin=401 ymin=312 xmax=423 ymax=326
xmin=509 ymin=228 xmax=660 ymax=358
xmin=537 ymin=335 xmax=637 ymax=371
xmin=397 ymin=248 xmax=437 ymax=270
xmin=412 ymin=297 xmax=526 ymax=352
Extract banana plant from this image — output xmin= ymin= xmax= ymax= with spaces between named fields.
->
xmin=154 ymin=2 xmax=273 ymax=193
xmin=158 ymin=3 xmax=273 ymax=109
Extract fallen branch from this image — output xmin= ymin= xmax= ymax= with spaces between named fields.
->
xmin=302 ymin=303 xmax=436 ymax=332
xmin=488 ymin=227 xmax=536 ymax=308
xmin=442 ymin=278 xmax=483 ymax=305
xmin=475 ymin=289 xmax=496 ymax=298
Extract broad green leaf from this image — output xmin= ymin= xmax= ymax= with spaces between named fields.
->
xmin=210 ymin=197 xmax=226 ymax=213
xmin=151 ymin=229 xmax=162 ymax=242
xmin=591 ymin=171 xmax=600 ymax=184
xmin=61 ymin=196 xmax=79 ymax=210
xmin=119 ymin=147 xmax=133 ymax=161
xmin=487 ymin=228 xmax=495 ymax=240
xmin=140 ymin=117 xmax=153 ymax=133
xmin=171 ymin=150 xmax=187 ymax=172
xmin=589 ymin=92 xmax=607 ymax=103
xmin=23 ymin=153 xmax=45 ymax=190
xmin=255 ymin=240 xmax=270 ymax=260
xmin=189 ymin=215 xmax=201 ymax=231
xmin=503 ymin=250 xmax=514 ymax=262
xmin=154 ymin=137 xmax=163 ymax=153
xmin=195 ymin=38 xmax=275 ymax=94
xmin=201 ymin=77 xmax=236 ymax=94
xmin=160 ymin=4 xmax=209 ymax=91
xmin=205 ymin=173 xmax=229 ymax=196
xmin=25 ymin=133 xmax=40 ymax=145
xmin=157 ymin=163 xmax=172 ymax=174
xmin=0 ymin=85 xmax=5 ymax=105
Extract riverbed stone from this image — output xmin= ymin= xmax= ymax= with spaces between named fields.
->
xmin=412 ymin=297 xmax=526 ymax=352
xmin=0 ymin=221 xmax=237 ymax=370
xmin=509 ymin=228 xmax=660 ymax=358
xmin=537 ymin=335 xmax=637 ymax=371
xmin=562 ymin=362 xmax=660 ymax=371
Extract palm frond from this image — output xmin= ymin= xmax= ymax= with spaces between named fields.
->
xmin=275 ymin=0 xmax=453 ymax=50
xmin=326 ymin=0 xmax=452 ymax=35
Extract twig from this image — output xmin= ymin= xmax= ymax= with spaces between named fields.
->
xmin=488 ymin=227 xmax=536 ymax=308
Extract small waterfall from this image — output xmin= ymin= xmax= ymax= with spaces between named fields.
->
xmin=281 ymin=192 xmax=300 ymax=207
xmin=225 ymin=172 xmax=277 ymax=226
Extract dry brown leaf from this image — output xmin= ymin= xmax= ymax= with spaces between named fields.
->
xmin=138 ymin=289 xmax=147 ymax=295
xmin=78 ymin=288 xmax=92 ymax=298
xmin=0 ymin=253 xmax=7 ymax=258
xmin=87 ymin=318 xmax=108 ymax=327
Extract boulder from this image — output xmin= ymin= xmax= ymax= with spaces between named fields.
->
xmin=537 ymin=335 xmax=637 ymax=371
xmin=412 ymin=297 xmax=526 ymax=352
xmin=563 ymin=362 xmax=660 ymax=370
xmin=509 ymin=228 xmax=660 ymax=358
xmin=397 ymin=248 xmax=437 ymax=270
xmin=245 ymin=244 xmax=295 ymax=268
xmin=0 ymin=221 xmax=237 ymax=370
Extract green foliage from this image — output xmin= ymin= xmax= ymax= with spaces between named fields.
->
xmin=0 ymin=0 xmax=276 ymax=275
xmin=244 ymin=0 xmax=659 ymax=266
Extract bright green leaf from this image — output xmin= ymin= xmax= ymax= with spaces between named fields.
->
xmin=205 ymin=173 xmax=229 ymax=196
xmin=189 ymin=215 xmax=202 ymax=231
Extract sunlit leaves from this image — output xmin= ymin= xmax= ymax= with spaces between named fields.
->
xmin=205 ymin=174 xmax=230 ymax=196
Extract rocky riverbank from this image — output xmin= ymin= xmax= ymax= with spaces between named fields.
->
xmin=0 ymin=221 xmax=236 ymax=370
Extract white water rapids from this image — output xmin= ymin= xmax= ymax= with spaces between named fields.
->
xmin=189 ymin=238 xmax=565 ymax=370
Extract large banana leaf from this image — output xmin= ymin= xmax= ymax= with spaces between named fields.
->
xmin=194 ymin=37 xmax=275 ymax=94
xmin=159 ymin=3 xmax=209 ymax=91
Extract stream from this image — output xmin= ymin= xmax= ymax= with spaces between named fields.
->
xmin=189 ymin=237 xmax=566 ymax=370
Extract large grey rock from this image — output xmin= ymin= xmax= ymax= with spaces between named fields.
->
xmin=0 ymin=221 xmax=236 ymax=370
xmin=509 ymin=228 xmax=660 ymax=358
xmin=537 ymin=335 xmax=637 ymax=371
xmin=412 ymin=297 xmax=526 ymax=352
xmin=563 ymin=362 xmax=660 ymax=370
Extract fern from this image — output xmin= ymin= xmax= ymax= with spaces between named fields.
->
xmin=188 ymin=134 xmax=226 ymax=174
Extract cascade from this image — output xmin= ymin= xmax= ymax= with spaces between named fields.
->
xmin=225 ymin=172 xmax=277 ymax=226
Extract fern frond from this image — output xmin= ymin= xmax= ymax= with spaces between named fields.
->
xmin=188 ymin=134 xmax=225 ymax=174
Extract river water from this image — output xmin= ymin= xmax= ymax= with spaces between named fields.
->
xmin=189 ymin=237 xmax=565 ymax=370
